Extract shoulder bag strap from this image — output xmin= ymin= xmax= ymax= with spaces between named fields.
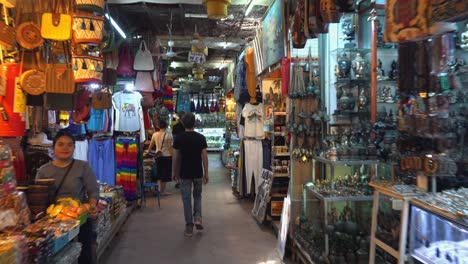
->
xmin=159 ymin=132 xmax=166 ymax=150
xmin=54 ymin=159 xmax=75 ymax=198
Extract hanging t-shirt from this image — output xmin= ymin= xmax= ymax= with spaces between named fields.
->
xmin=241 ymin=103 xmax=264 ymax=139
xmin=87 ymin=108 xmax=106 ymax=131
xmin=113 ymin=91 xmax=143 ymax=132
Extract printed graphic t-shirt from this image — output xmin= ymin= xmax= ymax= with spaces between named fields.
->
xmin=242 ymin=103 xmax=264 ymax=139
xmin=113 ymin=91 xmax=143 ymax=132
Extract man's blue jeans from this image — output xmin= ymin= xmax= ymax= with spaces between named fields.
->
xmin=180 ymin=178 xmax=203 ymax=225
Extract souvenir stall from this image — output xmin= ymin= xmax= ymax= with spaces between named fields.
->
xmin=283 ymin=1 xmax=468 ymax=264
xmin=0 ymin=0 xmax=169 ymax=262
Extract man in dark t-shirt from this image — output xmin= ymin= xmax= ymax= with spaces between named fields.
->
xmin=172 ymin=112 xmax=209 ymax=237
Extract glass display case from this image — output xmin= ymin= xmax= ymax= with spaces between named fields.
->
xmin=409 ymin=202 xmax=468 ymax=264
xmin=194 ymin=127 xmax=225 ymax=151
xmin=294 ymin=156 xmax=382 ymax=263
xmin=296 ymin=182 xmax=373 ymax=263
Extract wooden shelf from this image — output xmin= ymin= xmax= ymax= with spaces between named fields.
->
xmin=274 ymin=152 xmax=290 ymax=157
xmin=274 ymin=112 xmax=287 ymax=116
xmin=273 ymin=173 xmax=289 ymax=177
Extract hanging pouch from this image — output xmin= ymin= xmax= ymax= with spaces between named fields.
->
xmin=45 ymin=42 xmax=75 ymax=94
xmin=72 ymin=54 xmax=104 ymax=83
xmin=20 ymin=51 xmax=46 ymax=96
xmin=133 ymin=40 xmax=154 ymax=71
xmin=134 ymin=71 xmax=154 ymax=92
xmin=16 ymin=0 xmax=44 ymax=50
xmin=72 ymin=13 xmax=104 ymax=44
xmin=41 ymin=0 xmax=72 ymax=41
xmin=75 ymin=0 xmax=105 ymax=13
xmin=116 ymin=41 xmax=136 ymax=77
xmin=91 ymin=88 xmax=112 ymax=109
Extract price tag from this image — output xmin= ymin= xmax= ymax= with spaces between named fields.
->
xmin=188 ymin=52 xmax=205 ymax=64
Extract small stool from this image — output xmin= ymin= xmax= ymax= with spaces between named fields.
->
xmin=142 ymin=182 xmax=160 ymax=208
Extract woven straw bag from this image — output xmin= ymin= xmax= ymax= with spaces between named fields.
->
xmin=73 ymin=13 xmax=104 ymax=44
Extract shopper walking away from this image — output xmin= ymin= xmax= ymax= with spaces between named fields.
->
xmin=36 ymin=130 xmax=99 ymax=264
xmin=172 ymin=112 xmax=209 ymax=237
xmin=145 ymin=119 xmax=173 ymax=195
xmin=171 ymin=111 xmax=185 ymax=189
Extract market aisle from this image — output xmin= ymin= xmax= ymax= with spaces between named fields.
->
xmin=100 ymin=153 xmax=283 ymax=264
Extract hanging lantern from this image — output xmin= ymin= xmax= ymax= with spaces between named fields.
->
xmin=203 ymin=0 xmax=231 ymax=19
xmin=192 ymin=66 xmax=205 ymax=81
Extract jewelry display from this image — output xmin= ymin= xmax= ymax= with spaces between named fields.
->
xmin=414 ymin=188 xmax=468 ymax=221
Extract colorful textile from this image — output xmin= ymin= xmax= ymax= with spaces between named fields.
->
xmin=89 ymin=138 xmax=115 ymax=185
xmin=115 ymin=137 xmax=138 ymax=200
xmin=163 ymin=85 xmax=174 ymax=112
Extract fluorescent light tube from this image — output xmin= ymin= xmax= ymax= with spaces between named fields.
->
xmin=245 ymin=0 xmax=255 ymax=16
xmin=105 ymin=13 xmax=127 ymax=39
xmin=185 ymin=13 xmax=209 ymax=18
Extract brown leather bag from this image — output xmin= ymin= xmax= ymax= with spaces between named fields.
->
xmin=45 ymin=42 xmax=75 ymax=94
xmin=91 ymin=89 xmax=112 ymax=109
xmin=140 ymin=91 xmax=154 ymax=109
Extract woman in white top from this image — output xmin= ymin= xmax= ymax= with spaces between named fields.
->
xmin=146 ymin=119 xmax=173 ymax=195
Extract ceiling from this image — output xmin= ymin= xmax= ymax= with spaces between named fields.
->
xmin=107 ymin=0 xmax=273 ymax=80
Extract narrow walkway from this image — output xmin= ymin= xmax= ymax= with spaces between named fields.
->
xmin=101 ymin=153 xmax=283 ymax=264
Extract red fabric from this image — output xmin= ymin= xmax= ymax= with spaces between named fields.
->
xmin=116 ymin=42 xmax=136 ymax=76
xmin=143 ymin=109 xmax=151 ymax=129
xmin=0 ymin=63 xmax=25 ymax=137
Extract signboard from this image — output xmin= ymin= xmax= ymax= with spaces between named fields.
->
xmin=252 ymin=169 xmax=273 ymax=223
xmin=276 ymin=195 xmax=291 ymax=259
xmin=188 ymin=52 xmax=205 ymax=64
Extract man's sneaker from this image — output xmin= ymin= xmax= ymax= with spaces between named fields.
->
xmin=194 ymin=220 xmax=204 ymax=230
xmin=184 ymin=224 xmax=194 ymax=237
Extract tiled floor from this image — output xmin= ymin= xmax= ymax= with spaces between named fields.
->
xmin=100 ymin=153 xmax=284 ymax=264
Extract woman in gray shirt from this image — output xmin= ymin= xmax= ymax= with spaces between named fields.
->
xmin=36 ymin=130 xmax=99 ymax=264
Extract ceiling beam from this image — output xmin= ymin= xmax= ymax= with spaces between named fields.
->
xmin=142 ymin=2 xmax=160 ymax=34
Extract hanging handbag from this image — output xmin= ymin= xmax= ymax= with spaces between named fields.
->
xmin=72 ymin=55 xmax=104 ymax=83
xmin=41 ymin=0 xmax=72 ymax=41
xmin=45 ymin=42 xmax=75 ymax=94
xmin=116 ymin=42 xmax=136 ymax=76
xmin=72 ymin=13 xmax=104 ymax=44
xmin=102 ymin=46 xmax=118 ymax=85
xmin=75 ymin=0 xmax=105 ymax=13
xmin=0 ymin=5 xmax=14 ymax=47
xmin=72 ymin=87 xmax=90 ymax=123
xmin=140 ymin=91 xmax=154 ymax=109
xmin=15 ymin=0 xmax=44 ymax=50
xmin=20 ymin=51 xmax=46 ymax=96
xmin=91 ymin=88 xmax=112 ymax=109
xmin=134 ymin=71 xmax=154 ymax=92
xmin=133 ymin=40 xmax=154 ymax=71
